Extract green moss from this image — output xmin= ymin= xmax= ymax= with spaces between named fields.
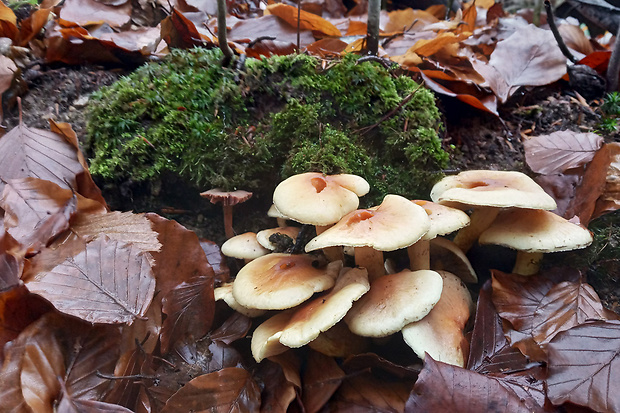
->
xmin=86 ymin=48 xmax=447 ymax=204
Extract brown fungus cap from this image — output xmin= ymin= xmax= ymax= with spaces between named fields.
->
xmin=221 ymin=232 xmax=270 ymax=260
xmin=273 ymin=172 xmax=370 ymax=226
xmin=479 ymin=209 xmax=593 ymax=252
xmin=430 ymin=170 xmax=557 ymax=210
xmin=200 ymin=188 xmax=253 ymax=206
xmin=279 ymin=267 xmax=370 ymax=348
xmin=305 ymin=195 xmax=431 ymax=252
xmin=232 ymin=253 xmax=341 ymax=310
xmin=402 ymin=271 xmax=473 ymax=367
xmin=344 ymin=269 xmax=443 ymax=337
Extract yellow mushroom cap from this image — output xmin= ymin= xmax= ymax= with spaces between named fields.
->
xmin=344 ymin=269 xmax=443 ymax=337
xmin=478 ymin=209 xmax=593 ymax=252
xmin=279 ymin=267 xmax=370 ymax=348
xmin=305 ymin=195 xmax=431 ymax=252
xmin=273 ymin=172 xmax=370 ymax=226
xmin=232 ymin=253 xmax=341 ymax=310
xmin=401 ymin=271 xmax=473 ymax=367
xmin=430 ymin=170 xmax=557 ymax=210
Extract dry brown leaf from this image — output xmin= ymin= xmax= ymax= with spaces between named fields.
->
xmin=19 ymin=9 xmax=52 ymax=47
xmin=302 ymin=350 xmax=345 ymax=413
xmin=593 ymin=142 xmax=620 ymax=219
xmin=0 ymin=332 xmax=34 ymax=412
xmin=59 ymin=0 xmax=132 ymax=27
xmin=159 ymin=368 xmax=261 ymax=412
xmin=245 ymin=40 xmax=297 ymax=59
xmin=420 ymin=71 xmax=498 ymax=115
xmin=409 ymin=32 xmax=469 ymax=57
xmin=1 ymin=178 xmax=77 ymax=255
xmin=345 ymin=20 xmax=367 ymax=36
xmin=457 ymin=1 xmax=477 ymax=34
xmin=473 ymin=24 xmax=567 ymax=103
xmin=523 ymin=131 xmax=603 ymax=175
xmin=0 ymin=3 xmax=18 ymax=41
xmin=305 ymin=38 xmax=347 ymax=57
xmin=266 ymin=3 xmax=341 ymax=37
xmin=259 ymin=352 xmax=301 ymax=412
xmin=56 ymin=396 xmax=134 ymax=413
xmin=0 ymin=122 xmax=84 ymax=197
xmin=384 ymin=8 xmax=439 ymax=33
xmin=229 ymin=15 xmax=315 ymax=48
xmin=559 ymin=23 xmax=594 ymax=56
xmin=0 ymin=55 xmax=17 ymax=97
xmin=330 ymin=371 xmax=414 ymax=411
xmin=26 ymin=236 xmax=156 ymax=324
xmin=0 ymin=227 xmax=24 ymax=290
xmin=70 ymin=211 xmax=161 ymax=253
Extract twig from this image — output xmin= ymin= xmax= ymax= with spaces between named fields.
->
xmin=356 ymin=84 xmax=423 ymax=135
xmin=217 ymin=0 xmax=234 ymax=66
xmin=248 ymin=36 xmax=276 ymax=48
xmin=544 ymin=0 xmax=578 ymax=64
xmin=607 ymin=25 xmax=620 ymax=92
xmin=97 ymin=371 xmax=158 ymax=381
xmin=356 ymin=55 xmax=394 ymax=71
xmin=297 ymin=0 xmax=301 ymax=53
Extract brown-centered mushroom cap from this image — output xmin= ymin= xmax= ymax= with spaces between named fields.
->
xmin=232 ymin=253 xmax=341 ymax=310
xmin=344 ymin=269 xmax=443 ymax=337
xmin=401 ymin=271 xmax=473 ymax=367
xmin=200 ymin=188 xmax=253 ymax=206
xmin=479 ymin=209 xmax=593 ymax=252
xmin=279 ymin=267 xmax=370 ymax=348
xmin=221 ymin=232 xmax=270 ymax=260
xmin=273 ymin=173 xmax=370 ymax=226
xmin=305 ymin=195 xmax=431 ymax=252
xmin=430 ymin=170 xmax=557 ymax=210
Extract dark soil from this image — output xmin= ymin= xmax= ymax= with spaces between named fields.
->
xmin=2 ymin=64 xmax=619 ymax=312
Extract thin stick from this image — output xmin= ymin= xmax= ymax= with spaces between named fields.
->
xmin=297 ymin=0 xmax=301 ymax=52
xmin=544 ymin=0 xmax=578 ymax=64
xmin=217 ymin=0 xmax=234 ymax=65
xmin=607 ymin=25 xmax=620 ymax=92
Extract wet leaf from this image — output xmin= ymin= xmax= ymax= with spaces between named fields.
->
xmin=26 ymin=236 xmax=155 ymax=324
xmin=56 ymin=396 xmax=134 ymax=413
xmin=258 ymin=352 xmax=301 ymax=413
xmin=467 ymin=281 xmax=529 ymax=374
xmin=0 ymin=55 xmax=17 ymax=97
xmin=592 ymin=142 xmax=620 ymax=220
xmin=0 ymin=228 xmax=22 ymax=290
xmin=0 ymin=122 xmax=84 ymax=196
xmin=302 ymin=349 xmax=345 ymax=413
xmin=0 ymin=332 xmax=33 ymax=412
xmin=209 ymin=311 xmax=252 ymax=345
xmin=547 ymin=320 xmax=620 ymax=412
xmin=523 ymin=131 xmax=603 ymax=175
xmin=159 ymin=367 xmax=261 ymax=413
xmin=406 ymin=357 xmax=543 ymax=412
xmin=161 ymin=9 xmax=208 ymax=49
xmin=199 ymin=238 xmax=229 ymax=284
xmin=161 ymin=276 xmax=214 ymax=354
xmin=330 ymin=371 xmax=413 ymax=412
xmin=266 ymin=3 xmax=341 ymax=37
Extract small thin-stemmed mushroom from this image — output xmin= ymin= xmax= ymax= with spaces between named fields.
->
xmin=478 ymin=209 xmax=593 ymax=275
xmin=305 ymin=195 xmax=430 ymax=281
xmin=344 ymin=269 xmax=443 ymax=337
xmin=200 ymin=189 xmax=252 ymax=239
xmin=279 ymin=267 xmax=370 ymax=348
xmin=232 ymin=253 xmax=341 ymax=310
xmin=408 ymin=200 xmax=470 ymax=270
xmin=221 ymin=232 xmax=269 ymax=263
xmin=430 ymin=170 xmax=557 ymax=252
xmin=401 ymin=271 xmax=473 ymax=367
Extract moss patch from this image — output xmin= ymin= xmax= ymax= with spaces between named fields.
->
xmin=86 ymin=48 xmax=447 ymax=205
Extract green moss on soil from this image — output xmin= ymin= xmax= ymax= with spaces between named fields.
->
xmin=86 ymin=48 xmax=447 ymax=204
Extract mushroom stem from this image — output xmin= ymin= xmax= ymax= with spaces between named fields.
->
xmin=316 ymin=225 xmax=343 ymax=262
xmin=223 ymin=205 xmax=234 ymax=239
xmin=354 ymin=246 xmax=385 ymax=282
xmin=452 ymin=207 xmax=499 ymax=253
xmin=512 ymin=251 xmax=544 ymax=276
xmin=408 ymin=239 xmax=430 ymax=270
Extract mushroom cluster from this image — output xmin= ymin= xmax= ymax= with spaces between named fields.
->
xmin=213 ymin=170 xmax=592 ymax=367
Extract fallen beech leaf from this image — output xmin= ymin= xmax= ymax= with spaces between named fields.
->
xmin=160 ymin=9 xmax=207 ymax=49
xmin=148 ymin=214 xmax=215 ymax=299
xmin=70 ymin=211 xmax=161 ymax=253
xmin=159 ymin=367 xmax=261 ymax=413
xmin=59 ymin=0 xmax=132 ymax=27
xmin=559 ymin=23 xmax=594 ymax=56
xmin=566 ymin=142 xmax=611 ymax=224
xmin=160 ymin=276 xmax=214 ymax=354
xmin=345 ymin=20 xmax=367 ymax=36
xmin=210 ymin=311 xmax=252 ymax=345
xmin=491 ymin=269 xmax=582 ymax=360
xmin=409 ymin=32 xmax=469 ymax=57
xmin=1 ymin=178 xmax=77 ymax=255
xmin=0 ymin=3 xmax=18 ymax=40
xmin=19 ymin=9 xmax=52 ymax=46
xmin=467 ymin=281 xmax=530 ymax=374
xmin=199 ymin=238 xmax=229 ymax=284
xmin=229 ymin=15 xmax=315 ymax=48
xmin=384 ymin=9 xmax=439 ymax=33
xmin=593 ymin=142 xmax=620 ymax=219
xmin=0 ymin=121 xmax=84 ymax=196
xmin=420 ymin=71 xmax=498 ymax=116
xmin=0 ymin=331 xmax=30 ymax=411
xmin=535 ymin=170 xmax=583 ymax=217
xmin=523 ymin=131 xmax=603 ymax=175
xmin=457 ymin=1 xmax=477 ymax=34
xmin=259 ymin=352 xmax=301 ymax=413
xmin=0 ymin=55 xmax=16 ymax=97
xmin=473 ymin=24 xmax=567 ymax=102
xmin=547 ymin=320 xmax=620 ymax=412
xmin=26 ymin=236 xmax=155 ymax=324
xmin=0 ymin=229 xmax=23 ymax=290
xmin=56 ymin=396 xmax=134 ymax=413
xmin=305 ymin=38 xmax=347 ymax=57
xmin=406 ymin=357 xmax=543 ymax=412
xmin=245 ymin=39 xmax=297 ymax=59
xmin=330 ymin=371 xmax=413 ymax=411
xmin=302 ymin=350 xmax=345 ymax=413
xmin=266 ymin=3 xmax=341 ymax=37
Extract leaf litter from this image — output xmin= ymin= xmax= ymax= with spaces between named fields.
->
xmin=2 ymin=0 xmax=620 ymax=410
